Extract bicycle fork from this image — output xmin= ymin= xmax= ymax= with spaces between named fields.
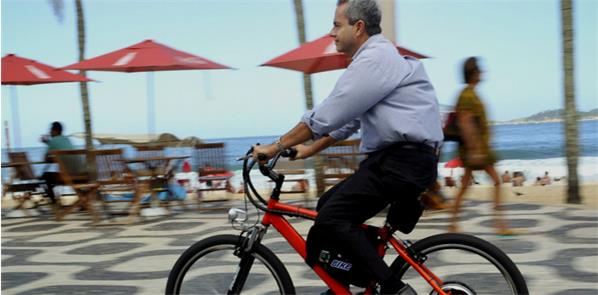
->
xmin=228 ymin=225 xmax=267 ymax=295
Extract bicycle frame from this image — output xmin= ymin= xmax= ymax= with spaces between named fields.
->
xmin=237 ymin=149 xmax=449 ymax=295
xmin=259 ymin=197 xmax=449 ymax=295
xmin=167 ymin=149 xmax=525 ymax=295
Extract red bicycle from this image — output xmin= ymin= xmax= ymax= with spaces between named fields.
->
xmin=166 ymin=148 xmax=528 ymax=294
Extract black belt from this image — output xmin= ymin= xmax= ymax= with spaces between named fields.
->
xmin=367 ymin=142 xmax=440 ymax=159
xmin=392 ymin=142 xmax=438 ymax=155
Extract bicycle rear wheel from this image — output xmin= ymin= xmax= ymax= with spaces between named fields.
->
xmin=390 ymin=233 xmax=528 ymax=295
xmin=166 ymin=234 xmax=295 ymax=295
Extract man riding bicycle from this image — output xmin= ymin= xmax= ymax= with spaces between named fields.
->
xmin=253 ymin=0 xmax=443 ymax=293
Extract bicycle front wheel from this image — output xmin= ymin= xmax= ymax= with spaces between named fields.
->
xmin=390 ymin=233 xmax=528 ymax=295
xmin=166 ymin=234 xmax=295 ymax=295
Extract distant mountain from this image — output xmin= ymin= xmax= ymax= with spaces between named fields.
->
xmin=497 ymin=108 xmax=598 ymax=124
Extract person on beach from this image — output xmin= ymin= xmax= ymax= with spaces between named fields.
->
xmin=40 ymin=122 xmax=76 ymax=204
xmin=449 ymin=57 xmax=513 ymax=235
xmin=444 ymin=176 xmax=456 ymax=187
xmin=534 ymin=177 xmax=543 ymax=186
xmin=512 ymin=171 xmax=526 ymax=186
xmin=541 ymin=171 xmax=552 ymax=185
xmin=252 ymin=1 xmax=442 ymax=293
xmin=502 ymin=170 xmax=511 ymax=183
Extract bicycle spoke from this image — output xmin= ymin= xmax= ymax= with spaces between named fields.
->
xmin=167 ymin=235 xmax=294 ymax=295
xmin=400 ymin=247 xmax=518 ymax=294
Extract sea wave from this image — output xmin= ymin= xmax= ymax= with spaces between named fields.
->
xmin=224 ymin=156 xmax=598 ymax=193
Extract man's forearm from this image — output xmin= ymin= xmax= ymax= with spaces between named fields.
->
xmin=306 ymin=136 xmax=338 ymax=157
xmin=278 ymin=122 xmax=314 ymax=149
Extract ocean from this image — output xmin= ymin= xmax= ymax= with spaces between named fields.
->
xmin=2 ymin=120 xmax=597 ymax=185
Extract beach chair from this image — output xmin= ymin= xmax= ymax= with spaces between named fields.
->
xmin=319 ymin=139 xmax=364 ymax=188
xmin=3 ymin=152 xmax=47 ymax=216
xmin=90 ymin=149 xmax=145 ymax=224
xmin=134 ymin=145 xmax=168 ymax=176
xmin=133 ymin=145 xmax=174 ymax=208
xmin=51 ymin=149 xmax=101 ymax=224
xmin=191 ymin=143 xmax=233 ymax=209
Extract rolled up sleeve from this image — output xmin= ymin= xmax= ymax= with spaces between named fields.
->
xmin=300 ymin=110 xmax=324 ymax=139
xmin=330 ymin=119 xmax=360 ymax=141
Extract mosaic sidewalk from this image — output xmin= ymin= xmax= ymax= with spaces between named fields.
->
xmin=2 ymin=199 xmax=597 ymax=294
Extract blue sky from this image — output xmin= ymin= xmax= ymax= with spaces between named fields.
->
xmin=1 ymin=0 xmax=596 ymax=148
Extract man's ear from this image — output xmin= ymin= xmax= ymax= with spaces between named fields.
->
xmin=354 ymin=20 xmax=366 ymax=36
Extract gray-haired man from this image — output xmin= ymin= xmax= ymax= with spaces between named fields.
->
xmin=253 ymin=0 xmax=442 ymax=293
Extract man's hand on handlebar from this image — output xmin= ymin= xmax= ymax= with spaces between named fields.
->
xmin=252 ymin=143 xmax=278 ymax=165
xmin=291 ymin=144 xmax=311 ymax=160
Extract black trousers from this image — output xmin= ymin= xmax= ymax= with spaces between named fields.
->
xmin=314 ymin=142 xmax=438 ymax=284
xmin=41 ymin=172 xmax=63 ymax=203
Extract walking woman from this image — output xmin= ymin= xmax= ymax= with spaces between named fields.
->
xmin=449 ymin=57 xmax=513 ymax=235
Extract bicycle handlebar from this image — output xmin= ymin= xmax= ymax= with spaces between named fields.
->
xmin=256 ymin=147 xmax=297 ymax=162
xmin=240 ymin=146 xmax=314 ymax=220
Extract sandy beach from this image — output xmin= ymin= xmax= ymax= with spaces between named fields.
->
xmin=195 ymin=181 xmax=598 ymax=212
xmin=441 ymin=181 xmax=598 ymax=210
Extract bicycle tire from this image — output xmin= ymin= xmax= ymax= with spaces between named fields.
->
xmin=166 ymin=234 xmax=295 ymax=295
xmin=390 ymin=233 xmax=528 ymax=295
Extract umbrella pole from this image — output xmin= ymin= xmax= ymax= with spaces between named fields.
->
xmin=10 ymin=85 xmax=21 ymax=148
xmin=4 ymin=120 xmax=10 ymax=152
xmin=147 ymin=72 xmax=156 ymax=136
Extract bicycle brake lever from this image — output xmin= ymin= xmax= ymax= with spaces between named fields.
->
xmin=237 ymin=155 xmax=252 ymax=161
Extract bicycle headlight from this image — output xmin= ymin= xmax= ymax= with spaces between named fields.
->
xmin=228 ymin=208 xmax=247 ymax=224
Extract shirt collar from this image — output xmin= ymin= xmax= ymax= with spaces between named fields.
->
xmin=352 ymin=33 xmax=384 ymax=60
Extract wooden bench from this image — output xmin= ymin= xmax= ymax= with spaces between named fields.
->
xmin=2 ymin=152 xmax=48 ymax=216
xmin=91 ymin=148 xmax=145 ymax=224
xmin=51 ymin=149 xmax=101 ymax=224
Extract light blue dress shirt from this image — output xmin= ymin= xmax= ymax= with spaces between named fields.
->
xmin=300 ymin=34 xmax=443 ymax=153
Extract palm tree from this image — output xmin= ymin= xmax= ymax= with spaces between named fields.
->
xmin=292 ymin=0 xmax=325 ymax=196
xmin=560 ymin=0 xmax=581 ymax=203
xmin=50 ymin=0 xmax=93 ymax=150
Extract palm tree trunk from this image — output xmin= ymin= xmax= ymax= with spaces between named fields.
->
xmin=561 ymin=0 xmax=581 ymax=204
xmin=75 ymin=0 xmax=93 ymax=150
xmin=292 ymin=0 xmax=325 ymax=197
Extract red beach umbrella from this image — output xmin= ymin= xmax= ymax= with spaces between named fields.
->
xmin=2 ymin=53 xmax=91 ymax=85
xmin=1 ymin=54 xmax=92 ymax=147
xmin=444 ymin=158 xmax=463 ymax=169
xmin=62 ymin=39 xmax=231 ymax=72
xmin=63 ymin=39 xmax=233 ymax=134
xmin=261 ymin=35 xmax=428 ymax=74
xmin=444 ymin=158 xmax=463 ymax=177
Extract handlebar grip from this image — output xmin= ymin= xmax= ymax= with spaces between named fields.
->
xmin=257 ymin=153 xmax=268 ymax=162
xmin=281 ymin=148 xmax=298 ymax=159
